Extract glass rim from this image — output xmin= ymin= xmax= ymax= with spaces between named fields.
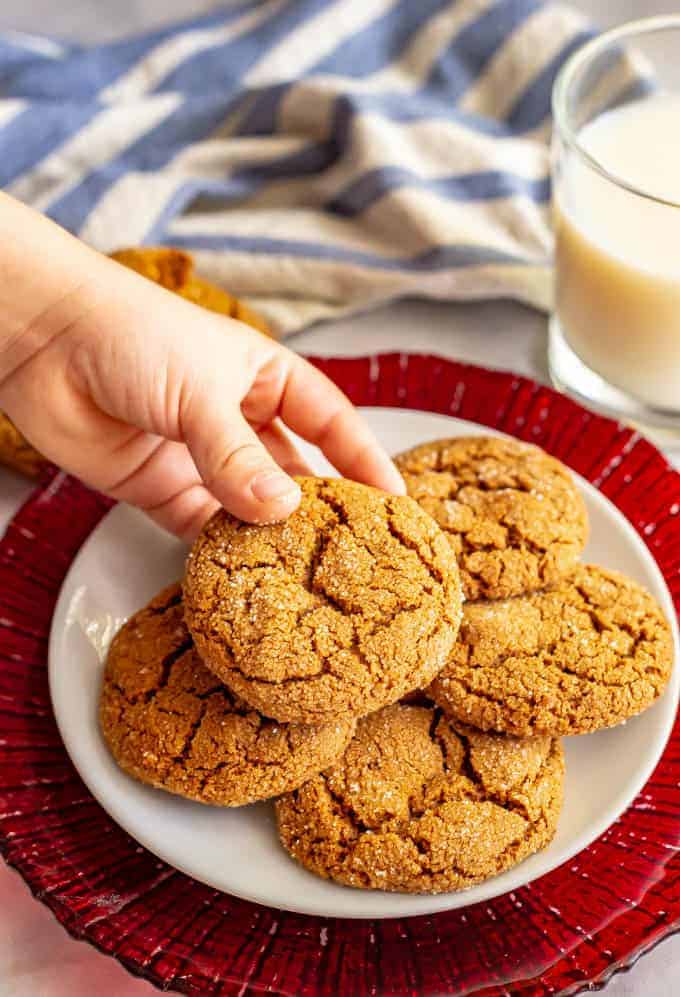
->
xmin=552 ymin=14 xmax=680 ymax=209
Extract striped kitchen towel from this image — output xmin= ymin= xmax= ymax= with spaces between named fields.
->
xmin=0 ymin=1 xmax=648 ymax=335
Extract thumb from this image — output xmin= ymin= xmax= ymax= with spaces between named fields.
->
xmin=183 ymin=397 xmax=301 ymax=524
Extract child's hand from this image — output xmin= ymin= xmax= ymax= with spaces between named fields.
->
xmin=0 ymin=195 xmax=404 ymax=539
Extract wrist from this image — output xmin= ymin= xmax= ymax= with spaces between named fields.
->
xmin=0 ymin=194 xmax=99 ymax=395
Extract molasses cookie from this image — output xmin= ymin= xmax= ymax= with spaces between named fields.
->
xmin=0 ymin=412 xmax=45 ymax=477
xmin=100 ymin=583 xmax=356 ymax=806
xmin=110 ymin=247 xmax=270 ymax=333
xmin=183 ymin=477 xmax=463 ymax=724
xmin=429 ymin=564 xmax=674 ymax=736
xmin=395 ymin=436 xmax=588 ymax=600
xmin=276 ymin=703 xmax=564 ymax=894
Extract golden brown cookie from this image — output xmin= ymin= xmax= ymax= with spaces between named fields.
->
xmin=110 ymin=247 xmax=271 ymax=334
xmin=395 ymin=436 xmax=588 ymax=600
xmin=0 ymin=412 xmax=45 ymax=478
xmin=430 ymin=564 xmax=674 ymax=736
xmin=100 ymin=583 xmax=356 ymax=806
xmin=276 ymin=703 xmax=564 ymax=894
xmin=0 ymin=247 xmax=272 ymax=480
xmin=183 ymin=476 xmax=463 ymax=725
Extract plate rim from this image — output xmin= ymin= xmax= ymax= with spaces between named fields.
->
xmin=1 ymin=351 xmax=679 ymax=995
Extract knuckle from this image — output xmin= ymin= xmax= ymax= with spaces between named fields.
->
xmin=203 ymin=441 xmax=266 ymax=493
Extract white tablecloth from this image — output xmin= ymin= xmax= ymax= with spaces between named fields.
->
xmin=0 ymin=3 xmax=679 ymax=995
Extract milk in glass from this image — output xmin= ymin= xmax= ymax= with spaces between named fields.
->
xmin=554 ymin=94 xmax=680 ymax=410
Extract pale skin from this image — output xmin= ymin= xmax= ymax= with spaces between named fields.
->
xmin=0 ymin=193 xmax=405 ymax=538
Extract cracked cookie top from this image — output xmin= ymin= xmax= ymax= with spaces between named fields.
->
xmin=100 ymin=583 xmax=356 ymax=806
xmin=275 ymin=703 xmax=564 ymax=894
xmin=429 ymin=564 xmax=674 ymax=736
xmin=395 ymin=436 xmax=588 ymax=600
xmin=183 ymin=477 xmax=463 ymax=725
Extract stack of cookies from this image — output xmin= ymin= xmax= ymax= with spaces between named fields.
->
xmin=100 ymin=438 xmax=674 ymax=896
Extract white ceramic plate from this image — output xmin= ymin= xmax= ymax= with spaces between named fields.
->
xmin=48 ymin=410 xmax=679 ymax=920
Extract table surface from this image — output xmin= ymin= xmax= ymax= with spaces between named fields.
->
xmin=1 ymin=3 xmax=679 ymax=996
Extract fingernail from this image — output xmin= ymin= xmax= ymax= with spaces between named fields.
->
xmin=250 ymin=470 xmax=300 ymax=504
xmin=389 ymin=464 xmax=407 ymax=494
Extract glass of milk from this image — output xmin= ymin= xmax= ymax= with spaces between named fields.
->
xmin=550 ymin=16 xmax=680 ymax=439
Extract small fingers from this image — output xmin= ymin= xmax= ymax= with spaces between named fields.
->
xmin=142 ymin=483 xmax=220 ymax=542
xmin=258 ymin=419 xmax=313 ymax=478
xmin=98 ymin=435 xmax=221 ymax=540
xmin=279 ymin=357 xmax=405 ymax=495
xmin=184 ymin=397 xmax=301 ymax=523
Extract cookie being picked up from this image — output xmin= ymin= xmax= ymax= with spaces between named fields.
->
xmin=395 ymin=436 xmax=588 ymax=600
xmin=100 ymin=584 xmax=356 ymax=806
xmin=183 ymin=477 xmax=463 ymax=725
xmin=276 ymin=703 xmax=564 ymax=894
xmin=429 ymin=565 xmax=674 ymax=736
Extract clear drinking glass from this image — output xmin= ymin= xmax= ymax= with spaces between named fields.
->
xmin=549 ymin=16 xmax=680 ymax=442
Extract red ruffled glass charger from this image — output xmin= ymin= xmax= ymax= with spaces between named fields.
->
xmin=0 ymin=353 xmax=679 ymax=996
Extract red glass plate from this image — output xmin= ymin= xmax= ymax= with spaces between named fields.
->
xmin=0 ymin=354 xmax=679 ymax=996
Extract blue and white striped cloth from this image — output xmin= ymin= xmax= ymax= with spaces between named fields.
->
xmin=0 ymin=1 xmax=646 ymax=334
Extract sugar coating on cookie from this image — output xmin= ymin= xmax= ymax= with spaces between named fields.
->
xmin=276 ymin=703 xmax=564 ymax=894
xmin=395 ymin=436 xmax=588 ymax=600
xmin=183 ymin=477 xmax=463 ymax=725
xmin=430 ymin=564 xmax=674 ymax=736
xmin=100 ymin=583 xmax=356 ymax=806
